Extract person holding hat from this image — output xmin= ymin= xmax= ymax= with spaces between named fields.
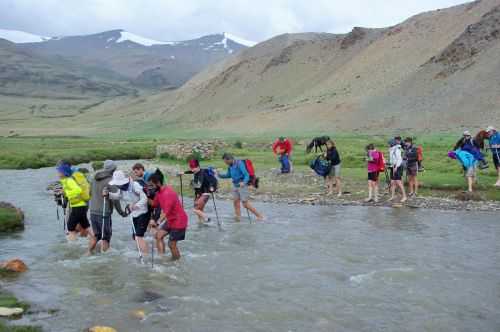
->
xmin=487 ymin=126 xmax=500 ymax=186
xmin=88 ymin=160 xmax=127 ymax=254
xmin=272 ymin=136 xmax=293 ymax=174
xmin=388 ymin=139 xmax=407 ymax=203
xmin=56 ymin=161 xmax=92 ymax=242
xmin=454 ymin=130 xmax=488 ymax=169
xmin=107 ymin=170 xmax=150 ymax=255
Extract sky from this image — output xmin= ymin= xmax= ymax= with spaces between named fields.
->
xmin=0 ymin=0 xmax=468 ymax=42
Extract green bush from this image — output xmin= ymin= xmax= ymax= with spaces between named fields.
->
xmin=234 ymin=141 xmax=243 ymax=149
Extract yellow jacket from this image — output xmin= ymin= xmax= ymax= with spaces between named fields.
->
xmin=60 ymin=177 xmax=87 ymax=208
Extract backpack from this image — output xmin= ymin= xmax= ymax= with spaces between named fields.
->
xmin=406 ymin=146 xmax=418 ymax=163
xmin=240 ymin=159 xmax=260 ymax=188
xmin=205 ymin=167 xmax=219 ymax=192
xmin=310 ymin=155 xmax=331 ymax=177
xmin=376 ymin=151 xmax=386 ymax=172
xmin=417 ymin=145 xmax=423 ymax=162
xmin=72 ymin=171 xmax=91 ymax=202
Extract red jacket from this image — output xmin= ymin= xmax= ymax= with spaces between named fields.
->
xmin=272 ymin=139 xmax=293 ymax=155
xmin=152 ymin=186 xmax=188 ymax=230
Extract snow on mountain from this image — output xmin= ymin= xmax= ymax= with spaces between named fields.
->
xmin=223 ymin=32 xmax=257 ymax=47
xmin=115 ymin=30 xmax=177 ymax=46
xmin=0 ymin=29 xmax=49 ymax=43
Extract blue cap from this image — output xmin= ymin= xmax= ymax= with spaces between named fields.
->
xmin=57 ymin=163 xmax=73 ymax=177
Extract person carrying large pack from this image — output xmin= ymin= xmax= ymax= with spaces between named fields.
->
xmin=217 ymin=153 xmax=264 ymax=221
xmin=403 ymin=137 xmax=419 ymax=197
xmin=179 ymin=159 xmax=218 ymax=224
xmin=88 ymin=160 xmax=127 ymax=254
xmin=448 ymin=149 xmax=478 ymax=192
xmin=388 ymin=139 xmax=407 ymax=203
xmin=55 ymin=161 xmax=92 ymax=244
xmin=272 ymin=137 xmax=293 ymax=174
xmin=454 ymin=130 xmax=488 ymax=169
xmin=486 ymin=126 xmax=500 ymax=187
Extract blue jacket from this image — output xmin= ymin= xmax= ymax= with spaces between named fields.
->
xmin=455 ymin=149 xmax=477 ymax=170
xmin=219 ymin=160 xmax=250 ymax=187
xmin=489 ymin=132 xmax=500 ymax=153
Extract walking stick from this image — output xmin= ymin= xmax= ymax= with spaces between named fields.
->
xmin=211 ymin=192 xmax=221 ymax=228
xmin=178 ymin=174 xmax=184 ymax=208
xmin=246 ymin=208 xmax=252 ymax=223
xmin=101 ymin=198 xmax=106 ymax=252
xmin=131 ymin=221 xmax=145 ymax=264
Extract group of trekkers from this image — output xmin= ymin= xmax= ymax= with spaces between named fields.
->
xmin=54 ymin=154 xmax=264 ymax=261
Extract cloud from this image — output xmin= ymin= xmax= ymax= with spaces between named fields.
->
xmin=0 ymin=0 xmax=467 ymax=42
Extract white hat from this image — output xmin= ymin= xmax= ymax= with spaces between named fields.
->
xmin=463 ymin=130 xmax=471 ymax=136
xmin=109 ymin=170 xmax=130 ymax=186
xmin=486 ymin=126 xmax=496 ymax=132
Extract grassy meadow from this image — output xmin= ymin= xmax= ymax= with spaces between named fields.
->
xmin=0 ymin=134 xmax=498 ymax=200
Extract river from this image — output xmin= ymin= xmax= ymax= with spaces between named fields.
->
xmin=0 ymin=167 xmax=499 ymax=332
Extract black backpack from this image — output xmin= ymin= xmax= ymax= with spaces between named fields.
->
xmin=204 ymin=167 xmax=219 ymax=192
xmin=406 ymin=147 xmax=418 ymax=163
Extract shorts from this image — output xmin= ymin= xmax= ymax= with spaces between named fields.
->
xmin=390 ymin=166 xmax=403 ymax=181
xmin=168 ymin=229 xmax=186 ymax=242
xmin=406 ymin=163 xmax=418 ymax=177
xmin=194 ymin=194 xmax=210 ymax=210
xmin=67 ymin=206 xmax=90 ymax=232
xmin=90 ymin=214 xmax=112 ymax=242
xmin=368 ymin=171 xmax=379 ymax=182
xmin=465 ymin=166 xmax=477 ymax=178
xmin=328 ymin=164 xmax=341 ymax=177
xmin=493 ymin=150 xmax=500 ymax=168
xmin=232 ymin=185 xmax=250 ymax=202
xmin=132 ymin=213 xmax=150 ymax=238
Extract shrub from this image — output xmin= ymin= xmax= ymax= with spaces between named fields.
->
xmin=234 ymin=141 xmax=243 ymax=149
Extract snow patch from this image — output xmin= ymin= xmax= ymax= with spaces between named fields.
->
xmin=223 ymin=32 xmax=257 ymax=47
xmin=116 ymin=31 xmax=178 ymax=46
xmin=0 ymin=29 xmax=50 ymax=43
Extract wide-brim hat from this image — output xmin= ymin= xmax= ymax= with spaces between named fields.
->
xmin=109 ymin=170 xmax=130 ymax=186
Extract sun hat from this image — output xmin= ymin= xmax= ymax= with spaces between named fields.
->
xmin=109 ymin=170 xmax=130 ymax=186
xmin=463 ymin=130 xmax=471 ymax=136
xmin=103 ymin=160 xmax=117 ymax=171
xmin=486 ymin=126 xmax=496 ymax=132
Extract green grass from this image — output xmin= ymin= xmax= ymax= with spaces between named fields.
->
xmin=0 ymin=290 xmax=41 ymax=332
xmin=0 ymin=207 xmax=24 ymax=233
xmin=0 ymin=322 xmax=43 ymax=332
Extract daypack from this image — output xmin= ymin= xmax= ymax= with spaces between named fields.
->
xmin=406 ymin=146 xmax=418 ymax=163
xmin=417 ymin=145 xmax=423 ymax=162
xmin=205 ymin=167 xmax=219 ymax=192
xmin=310 ymin=155 xmax=331 ymax=177
xmin=240 ymin=159 xmax=260 ymax=188
xmin=376 ymin=151 xmax=386 ymax=172
xmin=72 ymin=171 xmax=91 ymax=202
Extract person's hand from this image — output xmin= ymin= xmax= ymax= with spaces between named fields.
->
xmin=102 ymin=187 xmax=109 ymax=197
xmin=209 ymin=186 xmax=215 ymax=193
xmin=149 ymin=219 xmax=157 ymax=228
xmin=239 ymin=182 xmax=245 ymax=188
xmin=177 ymin=172 xmax=184 ymax=176
xmin=124 ymin=205 xmax=132 ymax=215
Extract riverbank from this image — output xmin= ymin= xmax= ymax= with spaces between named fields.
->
xmin=0 ymin=288 xmax=41 ymax=332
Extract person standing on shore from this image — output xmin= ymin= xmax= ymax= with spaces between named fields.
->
xmin=272 ymin=137 xmax=293 ymax=174
xmin=88 ymin=160 xmax=126 ymax=254
xmin=365 ymin=144 xmax=382 ymax=203
xmin=324 ymin=140 xmax=342 ymax=197
xmin=218 ymin=153 xmax=264 ymax=221
xmin=487 ymin=126 xmax=500 ymax=187
xmin=389 ymin=139 xmax=407 ymax=203
xmin=107 ymin=170 xmax=150 ymax=256
xmin=403 ymin=137 xmax=419 ymax=197
xmin=148 ymin=173 xmax=188 ymax=260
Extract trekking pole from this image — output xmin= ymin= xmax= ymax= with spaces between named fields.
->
xmin=131 ymin=221 xmax=144 ymax=264
xmin=101 ymin=198 xmax=106 ymax=252
xmin=178 ymin=174 xmax=184 ymax=208
xmin=246 ymin=208 xmax=252 ymax=223
xmin=211 ymin=192 xmax=221 ymax=228
xmin=151 ymin=236 xmax=154 ymax=269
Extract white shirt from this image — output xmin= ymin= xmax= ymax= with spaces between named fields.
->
xmin=389 ymin=145 xmax=403 ymax=168
xmin=109 ymin=180 xmax=148 ymax=218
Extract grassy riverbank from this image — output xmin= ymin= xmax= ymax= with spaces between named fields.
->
xmin=0 ymin=289 xmax=41 ymax=332
xmin=0 ymin=134 xmax=499 ymax=201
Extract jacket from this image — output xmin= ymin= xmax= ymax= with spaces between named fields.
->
xmin=152 ymin=185 xmax=188 ymax=230
xmin=489 ymin=132 xmax=500 ymax=153
xmin=219 ymin=160 xmax=250 ymax=187
xmin=389 ymin=145 xmax=403 ymax=168
xmin=109 ymin=180 xmax=148 ymax=218
xmin=89 ymin=169 xmax=125 ymax=217
xmin=272 ymin=139 xmax=293 ymax=155
xmin=455 ymin=149 xmax=477 ymax=169
xmin=60 ymin=177 xmax=86 ymax=208
xmin=325 ymin=147 xmax=341 ymax=166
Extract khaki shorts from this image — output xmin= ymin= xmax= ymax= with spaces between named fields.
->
xmin=328 ymin=164 xmax=341 ymax=177
xmin=465 ymin=166 xmax=477 ymax=178
xmin=232 ymin=185 xmax=250 ymax=202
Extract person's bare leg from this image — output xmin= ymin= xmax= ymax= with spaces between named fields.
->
xmin=101 ymin=240 xmax=110 ymax=252
xmin=242 ymin=201 xmax=264 ymax=220
xmin=67 ymin=231 xmax=78 ymax=241
xmin=389 ymin=181 xmax=396 ymax=201
xmin=193 ymin=208 xmax=207 ymax=223
xmin=365 ymin=182 xmax=373 ymax=202
xmin=233 ymin=199 xmax=242 ymax=220
xmin=326 ymin=176 xmax=334 ymax=195
xmin=136 ymin=236 xmax=148 ymax=254
xmin=398 ymin=181 xmax=407 ymax=202
xmin=496 ymin=166 xmax=500 ymax=186
xmin=156 ymin=230 xmax=167 ymax=254
xmin=336 ymin=177 xmax=342 ymax=197
xmin=414 ymin=177 xmax=419 ymax=196
xmin=169 ymin=241 xmax=180 ymax=260
xmin=374 ymin=183 xmax=379 ymax=203
xmin=87 ymin=233 xmax=97 ymax=255
xmin=468 ymin=176 xmax=474 ymax=192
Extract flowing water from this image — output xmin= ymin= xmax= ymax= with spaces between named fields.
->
xmin=1 ymin=167 xmax=499 ymax=332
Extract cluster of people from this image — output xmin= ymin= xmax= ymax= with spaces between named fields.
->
xmin=54 ymin=154 xmax=265 ymax=261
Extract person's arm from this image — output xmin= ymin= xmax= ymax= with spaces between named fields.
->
xmin=238 ymin=161 xmax=250 ymax=185
xmin=332 ymin=149 xmax=340 ymax=165
xmin=183 ymin=170 xmax=194 ymax=175
xmin=218 ymin=167 xmax=231 ymax=179
xmin=108 ymin=187 xmax=121 ymax=200
xmin=272 ymin=140 xmax=279 ymax=154
xmin=286 ymin=140 xmax=293 ymax=155
xmin=132 ymin=182 xmax=148 ymax=211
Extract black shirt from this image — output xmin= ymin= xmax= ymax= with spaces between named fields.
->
xmin=326 ymin=147 xmax=341 ymax=166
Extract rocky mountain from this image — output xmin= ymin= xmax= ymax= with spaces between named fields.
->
xmin=121 ymin=0 xmax=500 ymax=135
xmin=12 ymin=30 xmax=254 ymax=88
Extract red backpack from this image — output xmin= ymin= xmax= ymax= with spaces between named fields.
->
xmin=376 ymin=151 xmax=386 ymax=172
xmin=241 ymin=159 xmax=259 ymax=188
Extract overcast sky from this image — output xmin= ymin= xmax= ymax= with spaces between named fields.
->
xmin=0 ymin=0 xmax=468 ymax=42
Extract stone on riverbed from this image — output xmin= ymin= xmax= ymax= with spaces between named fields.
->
xmin=0 ymin=306 xmax=23 ymax=317
xmin=0 ymin=202 xmax=24 ymax=233
xmin=0 ymin=259 xmax=28 ymax=273
xmin=129 ymin=309 xmax=146 ymax=320
xmin=88 ymin=326 xmax=117 ymax=332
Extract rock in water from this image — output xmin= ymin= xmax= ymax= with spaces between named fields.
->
xmin=0 ymin=258 xmax=28 ymax=273
xmin=88 ymin=327 xmax=117 ymax=332
xmin=129 ymin=309 xmax=146 ymax=320
xmin=0 ymin=307 xmax=23 ymax=317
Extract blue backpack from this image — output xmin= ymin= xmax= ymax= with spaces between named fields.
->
xmin=205 ymin=167 xmax=219 ymax=192
xmin=310 ymin=156 xmax=331 ymax=177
